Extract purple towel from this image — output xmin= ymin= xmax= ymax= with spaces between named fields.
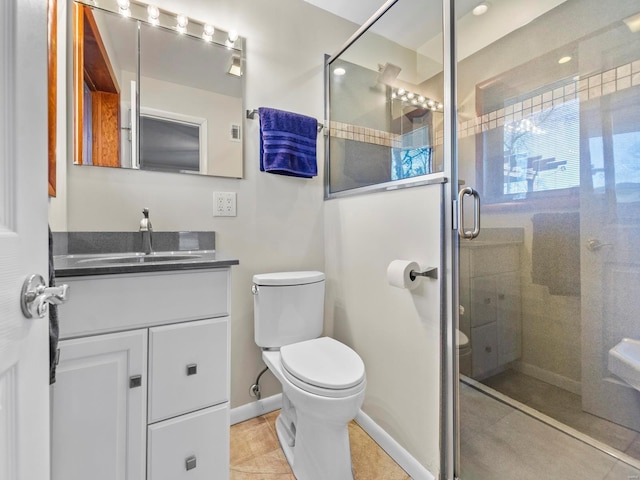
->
xmin=259 ymin=107 xmax=318 ymax=178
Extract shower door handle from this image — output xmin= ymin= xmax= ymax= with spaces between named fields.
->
xmin=458 ymin=187 xmax=481 ymax=239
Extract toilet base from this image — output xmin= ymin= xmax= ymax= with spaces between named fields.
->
xmin=274 ymin=397 xmax=355 ymax=480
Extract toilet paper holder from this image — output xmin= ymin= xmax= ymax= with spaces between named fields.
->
xmin=410 ymin=267 xmax=438 ymax=280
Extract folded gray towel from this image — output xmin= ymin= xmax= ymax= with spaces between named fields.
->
xmin=531 ymin=212 xmax=580 ymax=296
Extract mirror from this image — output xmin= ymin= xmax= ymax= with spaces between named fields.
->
xmin=325 ymin=0 xmax=444 ymax=197
xmin=73 ymin=1 xmax=245 ymax=178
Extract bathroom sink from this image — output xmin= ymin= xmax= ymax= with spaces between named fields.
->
xmin=609 ymin=338 xmax=640 ymax=391
xmin=76 ymin=253 xmax=202 ymax=265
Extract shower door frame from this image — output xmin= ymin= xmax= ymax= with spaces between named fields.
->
xmin=441 ymin=0 xmax=459 ymax=479
xmin=443 ymin=2 xmax=640 ymax=478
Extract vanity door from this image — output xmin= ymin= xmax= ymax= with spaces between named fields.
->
xmin=51 ymin=330 xmax=147 ymax=480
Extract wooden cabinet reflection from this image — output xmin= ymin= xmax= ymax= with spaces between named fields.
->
xmin=73 ymin=3 xmax=121 ymax=168
xmin=48 ymin=0 xmax=56 ymax=197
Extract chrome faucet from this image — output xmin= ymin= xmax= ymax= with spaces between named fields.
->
xmin=140 ymin=208 xmax=153 ymax=254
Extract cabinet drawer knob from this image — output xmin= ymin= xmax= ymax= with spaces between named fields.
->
xmin=498 ymin=294 xmax=505 ymax=300
xmin=185 ymin=455 xmax=197 ymax=471
xmin=484 ymin=298 xmax=491 ymax=305
xmin=186 ymin=364 xmax=198 ymax=376
xmin=485 ymin=346 xmax=492 ymax=353
xmin=129 ymin=375 xmax=142 ymax=388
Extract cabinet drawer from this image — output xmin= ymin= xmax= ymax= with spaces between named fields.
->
xmin=471 ymin=322 xmax=498 ymax=378
xmin=149 ymin=318 xmax=228 ymax=423
xmin=470 ymin=276 xmax=497 ymax=328
xmin=147 ymin=404 xmax=229 ymax=480
xmin=59 ymin=269 xmax=230 ymax=339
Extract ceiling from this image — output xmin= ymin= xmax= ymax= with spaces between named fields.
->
xmin=304 ymin=0 xmax=568 ymax=54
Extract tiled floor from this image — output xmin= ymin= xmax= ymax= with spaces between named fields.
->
xmin=460 ymin=381 xmax=640 ymax=480
xmin=483 ymin=369 xmax=640 ymax=461
xmin=230 ymin=410 xmax=410 ymax=479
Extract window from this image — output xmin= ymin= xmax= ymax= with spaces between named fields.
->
xmin=502 ymin=98 xmax=580 ymax=199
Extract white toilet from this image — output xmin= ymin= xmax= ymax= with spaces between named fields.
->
xmin=252 ymin=271 xmax=366 ymax=480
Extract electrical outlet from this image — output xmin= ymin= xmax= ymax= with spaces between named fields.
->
xmin=213 ymin=192 xmax=237 ymax=217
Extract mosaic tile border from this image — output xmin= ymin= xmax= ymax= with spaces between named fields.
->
xmin=328 ymin=59 xmax=640 ymax=150
xmin=458 ymin=59 xmax=640 ymax=140
xmin=329 ymin=122 xmax=400 ymax=148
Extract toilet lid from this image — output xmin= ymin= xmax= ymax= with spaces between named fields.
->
xmin=280 ymin=337 xmax=365 ymax=390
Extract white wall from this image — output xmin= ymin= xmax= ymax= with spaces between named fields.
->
xmin=49 ymin=0 xmax=359 ymax=410
xmin=324 ymin=184 xmax=444 ymax=475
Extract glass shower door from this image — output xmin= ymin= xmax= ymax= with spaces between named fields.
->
xmin=454 ymin=0 xmax=640 ymax=478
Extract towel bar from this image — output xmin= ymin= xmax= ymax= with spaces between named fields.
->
xmin=246 ymin=109 xmax=324 ymax=133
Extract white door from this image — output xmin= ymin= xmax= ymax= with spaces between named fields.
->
xmin=581 ymin=84 xmax=640 ymax=431
xmin=0 ymin=1 xmax=50 ymax=480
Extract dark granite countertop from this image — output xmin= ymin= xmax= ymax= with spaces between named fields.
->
xmin=52 ymin=231 xmax=239 ymax=277
xmin=54 ymin=250 xmax=239 ymax=277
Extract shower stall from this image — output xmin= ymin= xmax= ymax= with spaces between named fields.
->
xmin=325 ymin=0 xmax=640 ymax=478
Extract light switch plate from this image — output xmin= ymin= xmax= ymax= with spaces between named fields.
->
xmin=213 ymin=192 xmax=237 ymax=217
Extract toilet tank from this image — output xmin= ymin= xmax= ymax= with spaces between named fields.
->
xmin=253 ymin=271 xmax=325 ymax=348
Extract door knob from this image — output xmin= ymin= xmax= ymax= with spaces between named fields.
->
xmin=21 ymin=274 xmax=69 ymax=319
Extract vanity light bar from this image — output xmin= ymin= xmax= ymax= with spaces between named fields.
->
xmin=76 ymin=0 xmax=243 ymax=51
xmin=391 ymin=88 xmax=443 ymax=111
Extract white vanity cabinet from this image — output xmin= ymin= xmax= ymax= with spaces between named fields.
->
xmin=52 ymin=268 xmax=231 ymax=480
xmin=460 ymin=242 xmax=522 ymax=379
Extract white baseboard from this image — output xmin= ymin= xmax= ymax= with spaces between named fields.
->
xmin=230 ymin=394 xmax=282 ymax=425
xmin=514 ymin=361 xmax=582 ymax=395
xmin=355 ymin=410 xmax=435 ymax=480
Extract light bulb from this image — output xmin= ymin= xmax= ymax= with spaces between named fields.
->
xmin=228 ymin=30 xmax=238 ymax=42
xmin=558 ymin=56 xmax=572 ymax=64
xmin=437 ymin=103 xmax=443 ymax=109
xmin=117 ymin=0 xmax=130 ymax=16
xmin=203 ymin=24 xmax=215 ymax=41
xmin=177 ymin=13 xmax=188 ymax=33
xmin=472 ymin=2 xmax=489 ymax=16
xmin=397 ymin=88 xmax=405 ymax=95
xmin=407 ymin=92 xmax=415 ymax=99
xmin=427 ymin=100 xmax=435 ymax=107
xmin=418 ymin=96 xmax=425 ymax=103
xmin=333 ymin=67 xmax=346 ymax=76
xmin=147 ymin=5 xmax=160 ymax=25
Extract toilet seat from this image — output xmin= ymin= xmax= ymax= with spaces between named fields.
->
xmin=458 ymin=330 xmax=471 ymax=354
xmin=280 ymin=337 xmax=366 ymax=398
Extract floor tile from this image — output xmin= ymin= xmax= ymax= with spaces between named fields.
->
xmin=230 ymin=416 xmax=281 ymax=467
xmin=461 ymin=409 xmax=617 ymax=480
xmin=349 ymin=422 xmax=410 ymax=480
xmin=459 ymin=382 xmax=513 ymax=438
xmin=484 ymin=370 xmax=639 ymax=454
xmin=230 ymin=411 xmax=410 ymax=480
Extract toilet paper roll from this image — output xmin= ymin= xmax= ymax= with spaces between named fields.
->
xmin=387 ymin=260 xmax=421 ymax=290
